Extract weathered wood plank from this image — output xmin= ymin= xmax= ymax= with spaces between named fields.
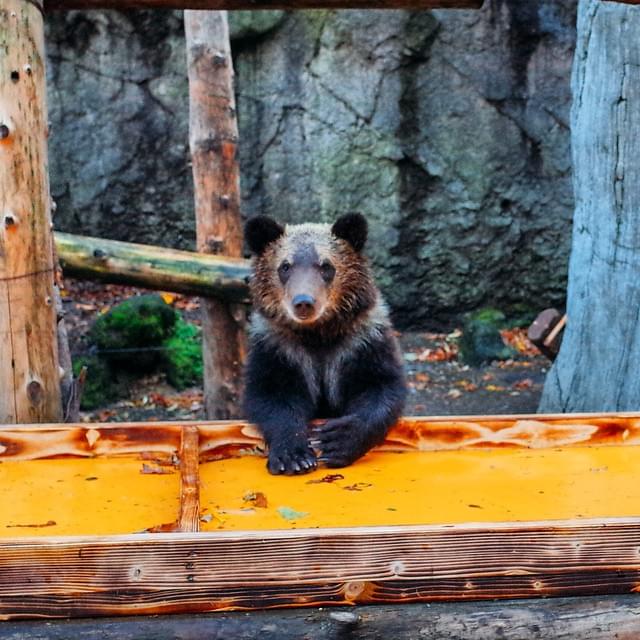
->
xmin=3 ymin=413 xmax=640 ymax=461
xmin=1 ymin=519 xmax=640 ymax=619
xmin=3 ymin=595 xmax=640 ymax=640
xmin=0 ymin=0 xmax=61 ymax=423
xmin=178 ymin=426 xmax=200 ymax=532
xmin=54 ymin=232 xmax=250 ymax=303
xmin=45 ymin=0 xmax=483 ymax=11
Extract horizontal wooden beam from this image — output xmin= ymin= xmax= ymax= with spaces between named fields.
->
xmin=1 ymin=518 xmax=640 ymax=619
xmin=3 ymin=595 xmax=640 ymax=639
xmin=54 ymin=231 xmax=251 ymax=303
xmin=3 ymin=412 xmax=640 ymax=461
xmin=45 ymin=0 xmax=483 ymax=11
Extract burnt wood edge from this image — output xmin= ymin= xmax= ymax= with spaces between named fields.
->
xmin=1 ymin=518 xmax=640 ymax=619
xmin=3 ymin=412 xmax=640 ymax=461
xmin=2 ymin=594 xmax=640 ymax=640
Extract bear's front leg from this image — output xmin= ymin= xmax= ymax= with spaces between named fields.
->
xmin=243 ymin=338 xmax=317 ymax=475
xmin=313 ymin=337 xmax=407 ymax=468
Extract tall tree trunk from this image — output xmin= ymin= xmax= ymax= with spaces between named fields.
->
xmin=539 ymin=0 xmax=640 ymax=412
xmin=0 ymin=0 xmax=62 ymax=423
xmin=185 ymin=11 xmax=246 ymax=419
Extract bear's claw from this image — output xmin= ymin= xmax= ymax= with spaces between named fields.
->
xmin=267 ymin=440 xmax=317 ymax=475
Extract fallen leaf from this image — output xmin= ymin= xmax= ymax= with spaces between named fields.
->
xmin=513 ymin=378 xmax=534 ymax=390
xmin=306 ymin=474 xmax=345 ymax=485
xmin=447 ymin=388 xmax=463 ymax=399
xmin=141 ymin=463 xmax=175 ymax=475
xmin=343 ymin=482 xmax=372 ymax=491
xmin=243 ymin=491 xmax=268 ymax=508
xmin=277 ymin=506 xmax=309 ymax=521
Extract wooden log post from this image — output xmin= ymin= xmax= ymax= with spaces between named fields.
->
xmin=185 ymin=11 xmax=247 ymax=420
xmin=54 ymin=232 xmax=251 ymax=302
xmin=0 ymin=0 xmax=62 ymax=423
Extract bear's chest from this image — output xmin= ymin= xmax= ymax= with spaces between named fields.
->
xmin=290 ymin=347 xmax=351 ymax=413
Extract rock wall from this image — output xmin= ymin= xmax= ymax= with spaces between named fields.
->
xmin=46 ymin=1 xmax=576 ymax=329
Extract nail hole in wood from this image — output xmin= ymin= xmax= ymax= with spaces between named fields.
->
xmin=0 ymin=124 xmax=9 ymax=139
xmin=10 ymin=70 xmax=19 ymax=82
xmin=4 ymin=215 xmax=15 ymax=229
xmin=24 ymin=64 xmax=32 ymax=76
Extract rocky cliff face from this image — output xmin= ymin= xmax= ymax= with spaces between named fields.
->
xmin=46 ymin=1 xmax=576 ymax=328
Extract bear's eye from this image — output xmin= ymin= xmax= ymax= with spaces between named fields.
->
xmin=278 ymin=260 xmax=291 ymax=283
xmin=320 ymin=260 xmax=336 ymax=283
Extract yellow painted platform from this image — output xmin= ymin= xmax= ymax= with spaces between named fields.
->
xmin=200 ymin=446 xmax=640 ymax=530
xmin=0 ymin=458 xmax=180 ymax=537
xmin=1 ymin=445 xmax=639 ymax=537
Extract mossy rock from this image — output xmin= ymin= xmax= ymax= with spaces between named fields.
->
xmin=229 ymin=11 xmax=285 ymax=41
xmin=90 ymin=294 xmax=177 ymax=371
xmin=458 ymin=308 xmax=517 ymax=366
xmin=73 ymin=356 xmax=118 ymax=410
xmin=162 ymin=318 xmax=203 ymax=390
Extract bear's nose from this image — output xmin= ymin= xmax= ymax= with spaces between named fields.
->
xmin=292 ymin=294 xmax=316 ymax=319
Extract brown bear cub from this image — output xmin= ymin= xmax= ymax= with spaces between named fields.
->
xmin=243 ymin=213 xmax=406 ymax=475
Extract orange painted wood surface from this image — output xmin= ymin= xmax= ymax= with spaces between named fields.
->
xmin=2 ymin=414 xmax=640 ymax=619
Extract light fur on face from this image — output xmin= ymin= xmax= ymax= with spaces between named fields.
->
xmin=250 ymin=222 xmax=377 ymax=340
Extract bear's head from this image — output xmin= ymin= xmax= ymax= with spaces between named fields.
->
xmin=245 ymin=213 xmax=376 ymax=334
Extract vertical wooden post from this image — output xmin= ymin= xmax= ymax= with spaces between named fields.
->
xmin=0 ymin=0 xmax=62 ymax=423
xmin=185 ymin=11 xmax=246 ymax=419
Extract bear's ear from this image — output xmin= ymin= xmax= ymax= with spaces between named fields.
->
xmin=245 ymin=216 xmax=285 ymax=256
xmin=331 ymin=213 xmax=367 ymax=252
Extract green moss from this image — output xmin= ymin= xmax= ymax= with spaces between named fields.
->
xmin=458 ymin=308 xmax=516 ymax=366
xmin=72 ymin=356 xmax=118 ymax=410
xmin=163 ymin=319 xmax=203 ymax=390
xmin=90 ymin=294 xmax=177 ymax=371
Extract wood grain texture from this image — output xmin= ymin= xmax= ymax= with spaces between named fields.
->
xmin=1 ymin=518 xmax=640 ymax=619
xmin=3 ymin=595 xmax=640 ymax=640
xmin=185 ymin=11 xmax=247 ymax=420
xmin=55 ymin=232 xmax=250 ymax=303
xmin=539 ymin=0 xmax=640 ymax=412
xmin=45 ymin=0 xmax=483 ymax=10
xmin=4 ymin=413 xmax=640 ymax=462
xmin=178 ymin=426 xmax=200 ymax=533
xmin=0 ymin=0 xmax=61 ymax=423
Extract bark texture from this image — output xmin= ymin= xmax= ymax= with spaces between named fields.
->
xmin=0 ymin=0 xmax=62 ymax=423
xmin=540 ymin=0 xmax=640 ymax=412
xmin=185 ymin=11 xmax=246 ymax=419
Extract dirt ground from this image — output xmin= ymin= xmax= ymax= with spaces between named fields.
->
xmin=62 ymin=279 xmax=549 ymax=423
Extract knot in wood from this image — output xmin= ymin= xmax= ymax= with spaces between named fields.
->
xmin=0 ymin=124 xmax=9 ymax=140
xmin=27 ymin=380 xmax=44 ymax=406
xmin=207 ymin=237 xmax=225 ymax=254
xmin=344 ymin=581 xmax=366 ymax=600
xmin=4 ymin=214 xmax=16 ymax=229
xmin=93 ymin=248 xmax=107 ymax=260
xmin=213 ymin=53 xmax=227 ymax=66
